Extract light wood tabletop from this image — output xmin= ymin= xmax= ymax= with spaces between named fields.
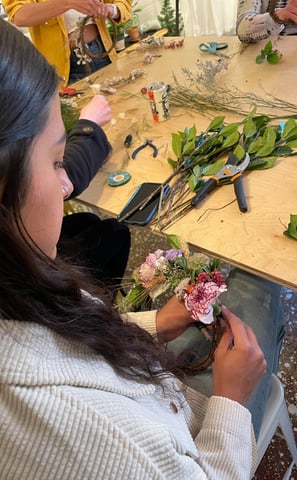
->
xmin=73 ymin=35 xmax=297 ymax=290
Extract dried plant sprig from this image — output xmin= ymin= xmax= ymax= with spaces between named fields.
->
xmin=169 ymin=63 xmax=297 ymax=118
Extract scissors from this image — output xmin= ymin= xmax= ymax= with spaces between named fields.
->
xmin=191 ymin=152 xmax=250 ymax=212
xmin=199 ymin=41 xmax=228 ymax=56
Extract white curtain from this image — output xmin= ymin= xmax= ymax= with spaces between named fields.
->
xmin=181 ymin=0 xmax=238 ymax=36
xmin=139 ymin=0 xmax=238 ymax=36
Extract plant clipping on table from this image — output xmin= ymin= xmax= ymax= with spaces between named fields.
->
xmin=169 ymin=60 xmax=297 ymax=117
xmin=118 ymin=235 xmax=227 ymax=372
xmin=142 ymin=111 xmax=297 ymax=230
xmin=256 ymin=40 xmax=282 ymax=64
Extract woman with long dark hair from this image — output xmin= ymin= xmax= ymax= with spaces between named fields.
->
xmin=0 ymin=19 xmax=282 ymax=479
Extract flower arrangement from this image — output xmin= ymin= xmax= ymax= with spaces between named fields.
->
xmin=118 ymin=236 xmax=228 ymax=373
xmin=119 ymin=237 xmax=227 ymax=327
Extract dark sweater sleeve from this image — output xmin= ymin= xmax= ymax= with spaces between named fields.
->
xmin=63 ymin=119 xmax=112 ymax=199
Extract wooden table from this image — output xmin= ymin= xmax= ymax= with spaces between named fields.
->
xmin=74 ymin=35 xmax=297 ymax=290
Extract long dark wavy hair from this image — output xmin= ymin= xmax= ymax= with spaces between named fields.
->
xmin=0 ymin=20 xmax=178 ymax=385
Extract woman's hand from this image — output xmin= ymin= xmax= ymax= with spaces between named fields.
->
xmin=213 ymin=305 xmax=267 ymax=406
xmin=79 ymin=95 xmax=112 ymax=127
xmin=275 ymin=0 xmax=297 ymax=23
xmin=155 ymin=296 xmax=194 ymax=343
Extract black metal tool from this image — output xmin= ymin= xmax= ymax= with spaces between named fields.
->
xmin=131 ymin=139 xmax=158 ymax=159
xmin=192 ymin=152 xmax=250 ymax=212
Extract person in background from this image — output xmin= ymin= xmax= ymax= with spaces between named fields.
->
xmin=237 ymin=0 xmax=297 ymax=42
xmin=3 ymin=0 xmax=131 ymax=84
xmin=58 ymin=94 xmax=131 ymax=292
xmin=0 ymin=19 xmax=285 ymax=479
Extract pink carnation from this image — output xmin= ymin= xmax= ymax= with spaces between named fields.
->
xmin=184 ymin=281 xmax=227 ymax=324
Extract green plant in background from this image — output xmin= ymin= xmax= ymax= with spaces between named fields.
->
xmin=158 ymin=0 xmax=184 ymax=36
xmin=60 ymin=101 xmax=79 ymax=134
xmin=256 ymin=40 xmax=282 ymax=64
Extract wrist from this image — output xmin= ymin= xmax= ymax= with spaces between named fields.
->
xmin=269 ymin=8 xmax=287 ymax=24
xmin=107 ymin=3 xmax=119 ymax=20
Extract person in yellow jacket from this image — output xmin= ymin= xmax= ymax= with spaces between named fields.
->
xmin=3 ymin=0 xmax=131 ymax=85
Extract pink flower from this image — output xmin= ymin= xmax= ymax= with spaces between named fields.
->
xmin=139 ymin=263 xmax=156 ymax=287
xmin=145 ymin=249 xmax=164 ymax=267
xmin=184 ymin=281 xmax=227 ymax=324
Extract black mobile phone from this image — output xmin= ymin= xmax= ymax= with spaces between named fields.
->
xmin=117 ymin=182 xmax=169 ymax=226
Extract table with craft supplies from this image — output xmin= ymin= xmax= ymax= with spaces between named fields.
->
xmin=71 ymin=35 xmax=297 ymax=290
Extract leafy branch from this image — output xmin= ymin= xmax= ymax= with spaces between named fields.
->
xmin=147 ymin=111 xmax=297 ymax=230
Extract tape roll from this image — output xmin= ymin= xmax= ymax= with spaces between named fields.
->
xmin=107 ymin=171 xmax=131 ymax=187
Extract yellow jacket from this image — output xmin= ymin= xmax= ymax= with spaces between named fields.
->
xmin=3 ymin=0 xmax=131 ymax=85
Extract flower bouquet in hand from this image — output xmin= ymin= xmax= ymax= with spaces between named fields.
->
xmin=118 ymin=236 xmax=228 ymax=372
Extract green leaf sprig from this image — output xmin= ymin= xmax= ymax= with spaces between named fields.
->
xmin=256 ymin=40 xmax=282 ymax=65
xmin=149 ymin=110 xmax=297 ymax=230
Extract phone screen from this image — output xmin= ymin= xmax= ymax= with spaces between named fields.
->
xmin=117 ymin=182 xmax=169 ymax=226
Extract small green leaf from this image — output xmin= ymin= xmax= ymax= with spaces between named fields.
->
xmin=249 ymin=156 xmax=278 ymax=169
xmin=243 ymin=117 xmax=257 ymax=138
xmin=286 ymin=140 xmax=297 ymax=148
xmin=167 ymin=234 xmax=182 ymax=249
xmin=192 ymin=164 xmax=201 ymax=177
xmin=281 ymin=118 xmax=297 ymax=139
xmin=182 ymin=139 xmax=196 ymax=155
xmin=273 ymin=146 xmax=293 ymax=156
xmin=207 ymin=116 xmax=225 ymax=132
xmin=167 ymin=157 xmax=178 ymax=169
xmin=222 ymin=131 xmax=240 ymax=148
xmin=248 ymin=137 xmax=264 ymax=154
xmin=220 ymin=123 xmax=240 ymax=136
xmin=188 ymin=173 xmax=200 ymax=191
xmin=283 ymin=214 xmax=297 ymax=240
xmin=233 ymin=144 xmax=246 ymax=161
xmin=202 ymin=159 xmax=225 ymax=176
xmin=263 ymin=40 xmax=273 ymax=55
xmin=267 ymin=52 xmax=280 ymax=64
xmin=257 ymin=127 xmax=276 ymax=156
xmin=171 ymin=132 xmax=183 ymax=157
xmin=256 ymin=54 xmax=265 ymax=64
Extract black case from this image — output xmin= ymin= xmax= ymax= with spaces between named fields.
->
xmin=117 ymin=182 xmax=169 ymax=226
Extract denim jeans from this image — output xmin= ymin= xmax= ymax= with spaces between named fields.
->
xmin=69 ymin=35 xmax=111 ymax=84
xmin=168 ymin=268 xmax=285 ymax=439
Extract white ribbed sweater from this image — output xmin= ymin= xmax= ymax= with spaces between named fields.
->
xmin=0 ymin=313 xmax=256 ymax=479
xmin=237 ymin=0 xmax=289 ymax=41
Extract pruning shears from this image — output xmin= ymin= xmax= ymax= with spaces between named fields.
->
xmin=131 ymin=139 xmax=158 ymax=159
xmin=59 ymin=86 xmax=84 ymax=97
xmin=199 ymin=41 xmax=228 ymax=56
xmin=192 ymin=152 xmax=250 ymax=212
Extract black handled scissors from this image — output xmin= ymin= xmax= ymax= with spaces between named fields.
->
xmin=199 ymin=41 xmax=228 ymax=56
xmin=192 ymin=152 xmax=250 ymax=212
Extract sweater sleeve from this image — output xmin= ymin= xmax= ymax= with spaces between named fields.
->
xmin=194 ymin=395 xmax=257 ymax=478
xmin=123 ymin=310 xmax=158 ymax=335
xmin=63 ymin=119 xmax=111 ymax=199
xmin=236 ymin=0 xmax=284 ymax=42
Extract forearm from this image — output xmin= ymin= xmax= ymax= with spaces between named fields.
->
xmin=10 ymin=0 xmax=71 ymax=27
xmin=195 ymin=396 xmax=256 ymax=478
xmin=237 ymin=11 xmax=284 ymax=42
xmin=63 ymin=119 xmax=111 ymax=199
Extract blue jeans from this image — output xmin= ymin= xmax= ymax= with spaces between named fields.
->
xmin=69 ymin=35 xmax=111 ymax=84
xmin=168 ymin=268 xmax=285 ymax=439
